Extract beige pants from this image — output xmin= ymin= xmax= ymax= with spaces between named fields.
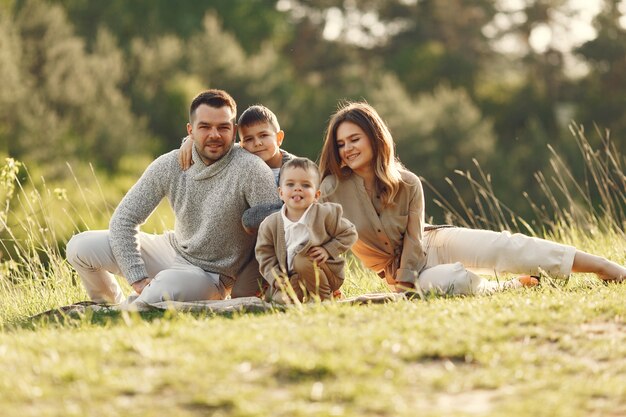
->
xmin=66 ymin=230 xmax=259 ymax=304
xmin=268 ymin=253 xmax=343 ymax=303
xmin=406 ymin=227 xmax=577 ymax=295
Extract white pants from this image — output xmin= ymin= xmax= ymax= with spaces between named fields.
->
xmin=408 ymin=227 xmax=577 ymax=295
xmin=66 ymin=230 xmax=234 ymax=304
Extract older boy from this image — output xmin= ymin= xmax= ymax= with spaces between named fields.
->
xmin=237 ymin=105 xmax=296 ymax=183
xmin=255 ymin=158 xmax=357 ymax=303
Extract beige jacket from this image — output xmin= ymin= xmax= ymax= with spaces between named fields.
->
xmin=255 ymin=202 xmax=357 ymax=287
xmin=319 ymin=169 xmax=426 ymax=285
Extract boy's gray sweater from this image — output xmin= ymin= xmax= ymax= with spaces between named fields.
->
xmin=109 ymin=145 xmax=280 ymax=284
xmin=241 ymin=149 xmax=296 ymax=230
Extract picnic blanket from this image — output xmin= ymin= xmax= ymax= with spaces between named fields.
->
xmin=30 ymin=293 xmax=407 ymax=320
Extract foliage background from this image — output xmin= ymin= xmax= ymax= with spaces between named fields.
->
xmin=1 ymin=0 xmax=625 ymax=233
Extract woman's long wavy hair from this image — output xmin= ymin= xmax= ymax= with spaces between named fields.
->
xmin=319 ymin=102 xmax=403 ymax=207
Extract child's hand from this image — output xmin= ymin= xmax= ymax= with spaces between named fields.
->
xmin=307 ymin=246 xmax=329 ymax=265
xmin=242 ymin=224 xmax=257 ymax=235
xmin=178 ymin=136 xmax=194 ymax=170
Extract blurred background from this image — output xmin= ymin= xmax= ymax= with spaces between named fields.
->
xmin=1 ymin=0 xmax=625 ymax=226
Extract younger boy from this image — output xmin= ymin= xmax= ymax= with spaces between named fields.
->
xmin=255 ymin=157 xmax=357 ymax=303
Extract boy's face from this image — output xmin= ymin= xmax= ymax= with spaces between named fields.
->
xmin=239 ymin=122 xmax=284 ymax=167
xmin=279 ymin=167 xmax=320 ymax=213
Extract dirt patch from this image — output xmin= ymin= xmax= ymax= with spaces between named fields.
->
xmin=580 ymin=322 xmax=626 ymax=339
xmin=433 ymin=389 xmax=505 ymax=414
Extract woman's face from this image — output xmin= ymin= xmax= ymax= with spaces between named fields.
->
xmin=336 ymin=121 xmax=375 ymax=175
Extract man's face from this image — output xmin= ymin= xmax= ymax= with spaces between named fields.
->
xmin=279 ymin=167 xmax=320 ymax=215
xmin=187 ymin=104 xmax=236 ymax=165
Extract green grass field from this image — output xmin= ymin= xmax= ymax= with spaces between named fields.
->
xmin=1 ymin=127 xmax=625 ymax=417
xmin=1 ymin=238 xmax=625 ymax=417
xmin=1 ymin=274 xmax=625 ymax=417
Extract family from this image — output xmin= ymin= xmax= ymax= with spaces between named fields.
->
xmin=66 ymin=89 xmax=626 ymax=306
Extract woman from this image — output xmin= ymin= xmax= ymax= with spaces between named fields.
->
xmin=318 ymin=102 xmax=626 ymax=295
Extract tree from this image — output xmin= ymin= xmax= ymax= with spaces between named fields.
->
xmin=575 ymin=0 xmax=626 ymax=152
xmin=368 ymin=75 xmax=497 ymax=220
xmin=284 ymin=0 xmax=496 ymax=95
xmin=51 ymin=0 xmax=289 ymax=53
xmin=8 ymin=0 xmax=149 ymax=175
xmin=0 ymin=11 xmax=25 ymax=157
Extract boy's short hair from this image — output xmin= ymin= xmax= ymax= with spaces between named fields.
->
xmin=279 ymin=157 xmax=321 ymax=187
xmin=238 ymin=105 xmax=280 ymax=131
xmin=190 ymin=89 xmax=237 ymax=123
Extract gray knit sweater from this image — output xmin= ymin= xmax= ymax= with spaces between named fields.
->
xmin=109 ymin=144 xmax=280 ymax=284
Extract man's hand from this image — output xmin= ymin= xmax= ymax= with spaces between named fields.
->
xmin=131 ymin=277 xmax=152 ymax=295
xmin=307 ymin=246 xmax=330 ymax=265
xmin=177 ymin=136 xmax=194 ymax=170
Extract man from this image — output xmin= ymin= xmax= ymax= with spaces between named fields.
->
xmin=66 ymin=89 xmax=280 ymax=304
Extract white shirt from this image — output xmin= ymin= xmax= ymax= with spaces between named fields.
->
xmin=272 ymin=168 xmax=280 ymax=185
xmin=281 ymin=204 xmax=313 ymax=272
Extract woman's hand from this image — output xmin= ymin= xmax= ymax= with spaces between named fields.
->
xmin=307 ymin=246 xmax=330 ymax=265
xmin=394 ymin=281 xmax=416 ymax=292
xmin=178 ymin=136 xmax=194 ymax=170
xmin=394 ymin=281 xmax=422 ymax=299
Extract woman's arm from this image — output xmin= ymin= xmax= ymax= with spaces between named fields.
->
xmin=395 ymin=178 xmax=427 ymax=288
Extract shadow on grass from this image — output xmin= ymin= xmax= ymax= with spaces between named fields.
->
xmin=11 ymin=278 xmax=604 ymax=332
xmin=12 ymin=291 xmax=412 ymax=330
xmin=12 ymin=304 xmax=285 ymax=331
xmin=273 ymin=361 xmax=336 ymax=383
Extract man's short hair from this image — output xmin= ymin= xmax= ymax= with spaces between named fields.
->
xmin=279 ymin=157 xmax=321 ymax=187
xmin=237 ymin=105 xmax=280 ymax=131
xmin=189 ymin=89 xmax=237 ymax=123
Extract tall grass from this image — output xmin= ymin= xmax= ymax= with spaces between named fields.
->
xmin=0 ymin=123 xmax=624 ymax=326
xmin=0 ymin=160 xmax=174 ymax=325
xmin=0 ymin=161 xmax=104 ymax=323
xmin=422 ymin=123 xmax=625 ymax=241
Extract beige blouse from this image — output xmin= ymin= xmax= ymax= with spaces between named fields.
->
xmin=319 ymin=169 xmax=426 ymax=285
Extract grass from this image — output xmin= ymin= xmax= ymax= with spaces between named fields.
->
xmin=1 ymin=284 xmax=625 ymax=416
xmin=0 ymin=124 xmax=625 ymax=416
